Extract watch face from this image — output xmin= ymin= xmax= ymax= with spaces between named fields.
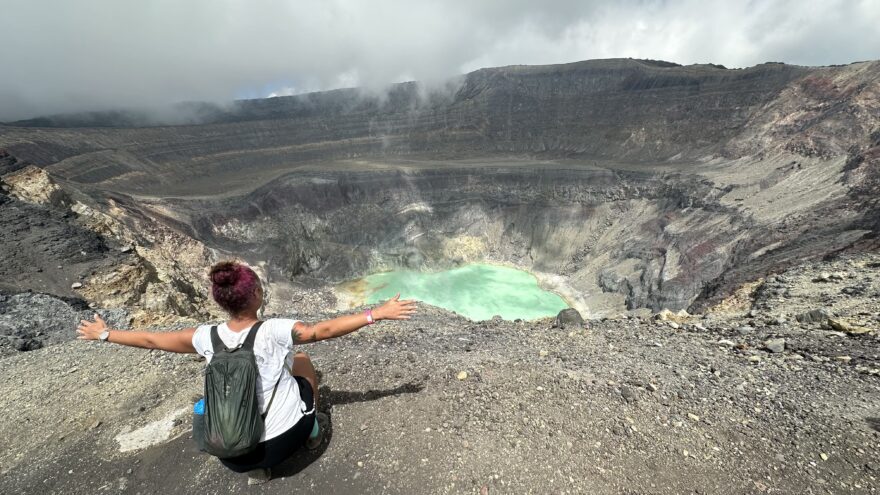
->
xmin=100 ymin=331 xmax=110 ymax=341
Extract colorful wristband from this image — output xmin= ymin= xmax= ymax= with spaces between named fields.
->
xmin=365 ymin=308 xmax=375 ymax=325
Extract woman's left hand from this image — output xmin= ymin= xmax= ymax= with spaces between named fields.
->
xmin=374 ymin=294 xmax=417 ymax=320
xmin=77 ymin=314 xmax=108 ymax=340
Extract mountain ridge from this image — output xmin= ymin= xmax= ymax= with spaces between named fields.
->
xmin=4 ymin=57 xmax=858 ymax=130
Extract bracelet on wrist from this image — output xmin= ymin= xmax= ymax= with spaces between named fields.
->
xmin=365 ymin=308 xmax=376 ymax=325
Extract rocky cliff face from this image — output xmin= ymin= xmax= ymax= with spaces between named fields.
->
xmin=0 ymin=59 xmax=819 ymax=165
xmin=0 ymin=166 xmax=220 ymax=337
xmin=184 ymin=165 xmax=739 ymax=312
xmin=0 ymin=58 xmax=877 ymax=315
xmin=178 ymin=153 xmax=866 ymax=314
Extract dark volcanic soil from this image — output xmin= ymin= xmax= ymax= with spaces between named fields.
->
xmin=0 ymin=254 xmax=878 ymax=494
xmin=0 ymin=188 xmax=127 ymax=297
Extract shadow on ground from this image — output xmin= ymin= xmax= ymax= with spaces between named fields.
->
xmin=272 ymin=381 xmax=425 ymax=478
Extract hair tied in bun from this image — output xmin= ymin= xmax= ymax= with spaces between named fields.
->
xmin=211 ymin=264 xmax=239 ymax=286
xmin=209 ymin=261 xmax=260 ymax=315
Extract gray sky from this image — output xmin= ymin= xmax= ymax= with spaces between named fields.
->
xmin=1 ymin=0 xmax=878 ymax=121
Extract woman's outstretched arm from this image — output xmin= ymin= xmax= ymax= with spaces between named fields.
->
xmin=293 ymin=294 xmax=417 ymax=344
xmin=77 ymin=314 xmax=197 ymax=353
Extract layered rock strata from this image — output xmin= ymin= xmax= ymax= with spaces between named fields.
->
xmin=0 ymin=58 xmax=876 ymax=316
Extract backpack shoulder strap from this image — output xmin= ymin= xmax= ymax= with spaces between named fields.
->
xmin=261 ymin=374 xmax=283 ymax=420
xmin=209 ymin=326 xmax=225 ymax=353
xmin=241 ymin=320 xmax=264 ymax=351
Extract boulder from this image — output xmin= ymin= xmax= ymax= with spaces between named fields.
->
xmin=554 ymin=308 xmax=584 ymax=329
xmin=796 ymin=308 xmax=832 ymax=324
xmin=827 ymin=318 xmax=872 ymax=335
xmin=654 ymin=308 xmax=691 ymax=323
xmin=764 ymin=338 xmax=785 ymax=353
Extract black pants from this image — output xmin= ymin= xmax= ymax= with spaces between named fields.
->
xmin=220 ymin=376 xmax=316 ymax=472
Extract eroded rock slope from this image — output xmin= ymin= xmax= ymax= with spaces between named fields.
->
xmin=1 ymin=58 xmax=877 ymax=315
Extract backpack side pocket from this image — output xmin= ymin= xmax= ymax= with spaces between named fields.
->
xmin=193 ymin=397 xmax=208 ymax=452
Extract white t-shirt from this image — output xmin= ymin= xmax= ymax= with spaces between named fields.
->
xmin=191 ymin=318 xmax=310 ymax=441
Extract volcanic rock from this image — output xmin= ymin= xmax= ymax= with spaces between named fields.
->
xmin=827 ymin=318 xmax=872 ymax=335
xmin=1 ymin=59 xmax=878 ymax=316
xmin=554 ymin=308 xmax=585 ymax=329
xmin=796 ymin=308 xmax=833 ymax=325
xmin=764 ymin=338 xmax=786 ymax=354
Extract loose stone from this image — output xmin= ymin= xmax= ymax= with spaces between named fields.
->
xmin=764 ymin=338 xmax=785 ymax=354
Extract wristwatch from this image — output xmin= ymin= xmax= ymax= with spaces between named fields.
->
xmin=99 ymin=330 xmax=110 ymax=342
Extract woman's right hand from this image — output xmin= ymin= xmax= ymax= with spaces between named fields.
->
xmin=77 ymin=314 xmax=108 ymax=340
xmin=374 ymin=294 xmax=417 ymax=320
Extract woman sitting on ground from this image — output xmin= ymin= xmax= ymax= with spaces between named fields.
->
xmin=76 ymin=260 xmax=416 ymax=479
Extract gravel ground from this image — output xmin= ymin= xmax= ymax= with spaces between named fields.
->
xmin=0 ymin=255 xmax=878 ymax=494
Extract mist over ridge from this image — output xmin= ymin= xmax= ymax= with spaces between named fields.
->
xmin=2 ymin=0 xmax=879 ymax=121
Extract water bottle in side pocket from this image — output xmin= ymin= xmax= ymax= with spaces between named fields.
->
xmin=193 ymin=398 xmax=208 ymax=452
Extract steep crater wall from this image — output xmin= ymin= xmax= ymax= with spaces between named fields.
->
xmin=179 ymin=165 xmax=774 ymax=314
xmin=0 ymin=59 xmax=819 ymax=196
xmin=0 ymin=58 xmax=876 ymax=318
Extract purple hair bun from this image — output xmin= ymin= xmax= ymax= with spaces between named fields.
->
xmin=209 ymin=261 xmax=260 ymax=314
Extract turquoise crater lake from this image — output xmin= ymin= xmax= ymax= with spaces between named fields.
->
xmin=358 ymin=264 xmax=569 ymax=321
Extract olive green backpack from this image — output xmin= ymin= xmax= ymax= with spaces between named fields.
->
xmin=195 ymin=321 xmax=281 ymax=458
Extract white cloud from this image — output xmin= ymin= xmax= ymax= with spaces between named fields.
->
xmin=267 ymin=87 xmax=299 ymax=98
xmin=0 ymin=0 xmax=877 ymax=121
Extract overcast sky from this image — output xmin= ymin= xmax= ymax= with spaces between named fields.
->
xmin=1 ymin=0 xmax=878 ymax=121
